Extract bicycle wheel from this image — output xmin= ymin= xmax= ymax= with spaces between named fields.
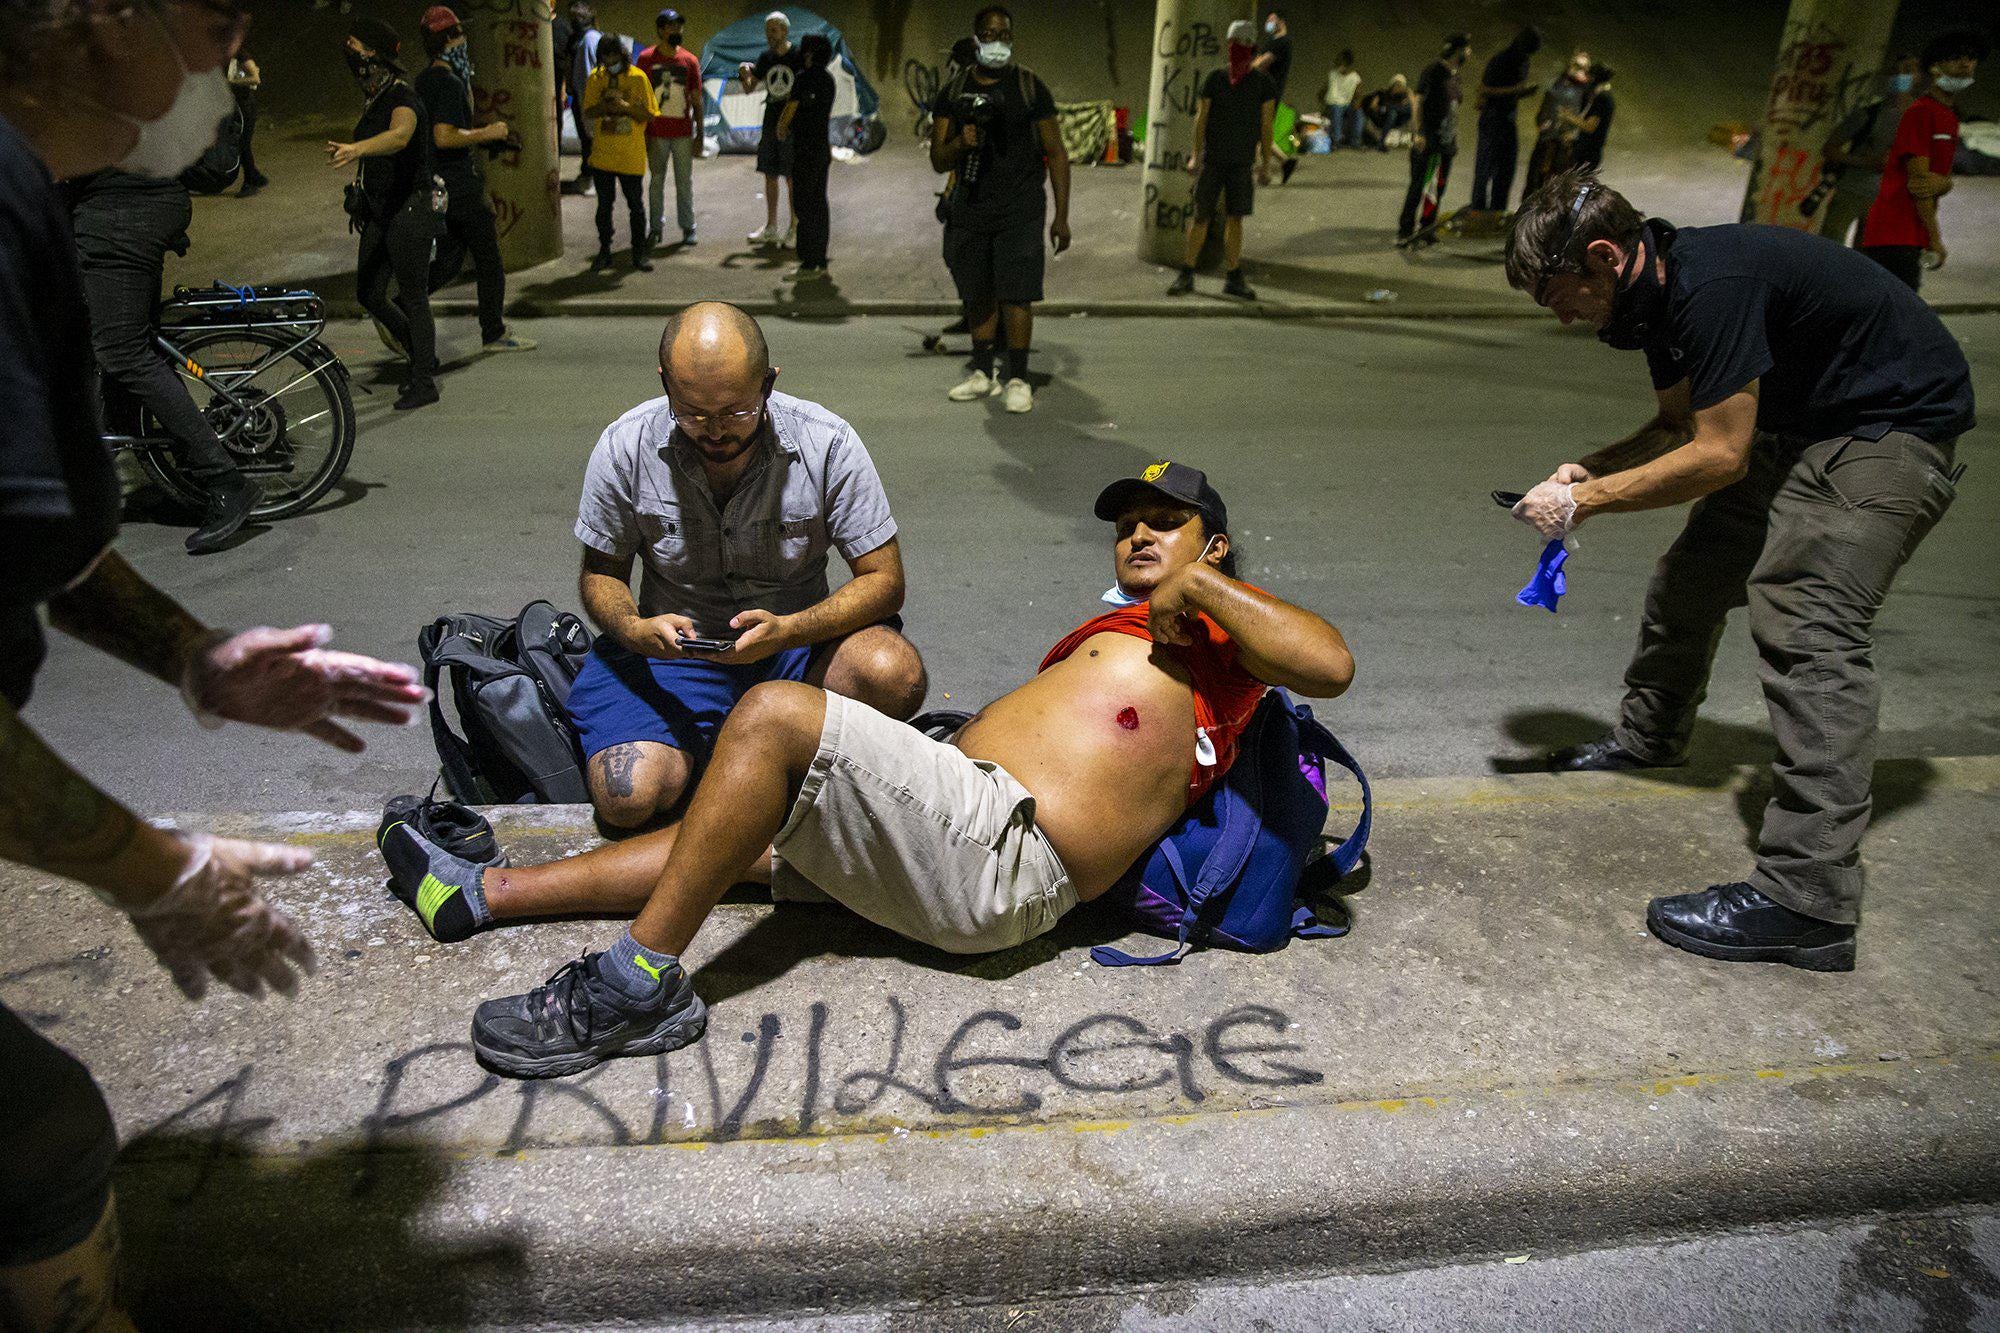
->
xmin=138 ymin=326 xmax=356 ymax=522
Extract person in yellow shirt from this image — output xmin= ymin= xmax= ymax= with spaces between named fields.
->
xmin=584 ymin=33 xmax=660 ymax=271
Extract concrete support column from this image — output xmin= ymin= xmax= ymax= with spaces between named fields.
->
xmin=1740 ymin=0 xmax=1899 ymax=228
xmin=464 ymin=0 xmax=563 ymax=271
xmin=1136 ymin=0 xmax=1244 ymax=265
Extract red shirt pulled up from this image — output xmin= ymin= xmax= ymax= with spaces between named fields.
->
xmin=1864 ymin=93 xmax=1958 ymax=249
xmin=1039 ymin=601 xmax=1268 ymax=805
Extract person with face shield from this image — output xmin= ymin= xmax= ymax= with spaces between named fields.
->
xmin=637 ymin=8 xmax=703 ymax=250
xmin=328 ymin=18 xmax=440 ymax=410
xmin=1860 ymin=29 xmax=1989 ymax=291
xmin=1500 ymin=168 xmax=1974 ymax=974
xmin=416 ymin=5 xmax=534 ymax=356
xmin=0 ymin=3 xmax=428 ymax=1323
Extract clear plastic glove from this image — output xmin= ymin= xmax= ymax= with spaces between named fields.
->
xmin=126 ymin=834 xmax=319 ymax=1001
xmin=181 ymin=624 xmax=426 ymax=754
xmin=1511 ymin=480 xmax=1578 ymax=541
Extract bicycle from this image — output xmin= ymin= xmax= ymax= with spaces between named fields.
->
xmin=101 ymin=282 xmax=356 ymax=522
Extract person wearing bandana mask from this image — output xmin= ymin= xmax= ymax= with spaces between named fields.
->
xmin=1166 ymin=19 xmax=1278 ymax=300
xmin=1501 ymin=167 xmax=1974 ymax=973
xmin=1860 ymin=29 xmax=1988 ymax=291
xmin=328 ymin=18 xmax=441 ymax=410
xmin=0 ymin=4 xmax=427 ymax=1322
xmin=637 ymin=7 xmax=704 ymax=249
xmin=416 ymin=5 xmax=535 ymax=356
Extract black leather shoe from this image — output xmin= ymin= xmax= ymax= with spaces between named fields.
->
xmin=185 ymin=479 xmax=257 ymax=554
xmin=1647 ymin=881 xmax=1856 ymax=972
xmin=1547 ymin=733 xmax=1683 ymax=772
xmin=393 ymin=383 xmax=439 ymax=412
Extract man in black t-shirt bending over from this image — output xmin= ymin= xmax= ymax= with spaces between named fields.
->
xmin=929 ymin=4 xmax=1070 ymax=415
xmin=1167 ymin=20 xmax=1277 ymax=300
xmin=1503 ymin=169 xmax=1974 ymax=973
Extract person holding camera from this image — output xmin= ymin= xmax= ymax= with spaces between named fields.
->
xmin=552 ymin=302 xmax=926 ymax=834
xmin=417 ymin=6 xmax=535 ymax=356
xmin=929 ymin=5 xmax=1070 ymax=415
xmin=328 ymin=18 xmax=440 ymax=411
xmin=1166 ymin=19 xmax=1278 ymax=300
xmin=583 ymin=32 xmax=658 ymax=273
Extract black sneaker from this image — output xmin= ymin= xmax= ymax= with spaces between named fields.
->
xmin=632 ymin=247 xmax=655 ymax=273
xmin=1647 ymin=881 xmax=1857 ymax=972
xmin=1547 ymin=734 xmax=1683 ymax=772
xmin=393 ymin=382 xmax=439 ymax=411
xmin=1166 ymin=268 xmax=1195 ymax=296
xmin=1223 ymin=270 xmax=1258 ymax=300
xmin=590 ymin=247 xmax=613 ymax=272
xmin=185 ymin=479 xmax=257 ymax=555
xmin=472 ymin=952 xmax=708 ymax=1078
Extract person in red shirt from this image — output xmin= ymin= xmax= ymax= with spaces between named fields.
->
xmin=636 ymin=7 xmax=704 ymax=247
xmin=380 ymin=461 xmax=1354 ymax=1078
xmin=1861 ymin=29 xmax=1987 ymax=291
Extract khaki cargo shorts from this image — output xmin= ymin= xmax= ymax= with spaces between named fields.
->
xmin=771 ymin=693 xmax=1076 ymax=954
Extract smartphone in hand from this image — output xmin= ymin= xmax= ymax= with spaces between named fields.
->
xmin=678 ymin=635 xmax=739 ymax=653
xmin=1492 ymin=490 xmax=1526 ymax=507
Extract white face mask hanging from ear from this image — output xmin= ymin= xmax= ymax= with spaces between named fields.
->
xmin=1101 ymin=536 xmax=1218 ymax=606
xmin=110 ymin=8 xmax=238 ymax=178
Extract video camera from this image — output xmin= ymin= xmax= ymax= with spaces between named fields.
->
xmin=952 ymin=88 xmax=1001 ymax=129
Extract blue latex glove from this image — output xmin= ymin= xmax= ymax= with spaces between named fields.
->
xmin=1516 ymin=539 xmax=1569 ymax=612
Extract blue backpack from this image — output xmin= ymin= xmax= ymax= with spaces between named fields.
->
xmin=1089 ymin=689 xmax=1372 ymax=967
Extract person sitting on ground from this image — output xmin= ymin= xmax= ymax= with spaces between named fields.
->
xmin=1358 ymin=74 xmax=1410 ymax=150
xmin=1167 ymin=19 xmax=1278 ymax=301
xmin=535 ymin=301 xmax=925 ymax=842
xmin=378 ymin=461 xmax=1355 ymax=1078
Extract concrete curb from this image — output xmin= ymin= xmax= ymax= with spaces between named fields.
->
xmin=349 ymin=296 xmax=2000 ymax=323
xmin=118 ymin=1049 xmax=2000 ymax=1325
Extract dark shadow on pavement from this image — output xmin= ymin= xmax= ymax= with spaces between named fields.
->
xmin=120 ymin=1131 xmax=528 ymax=1328
xmin=693 ymin=896 xmax=1129 ymax=1008
xmin=1493 ymin=707 xmax=1944 ymax=849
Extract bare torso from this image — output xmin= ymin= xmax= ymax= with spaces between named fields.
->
xmin=954 ymin=632 xmax=1205 ymax=899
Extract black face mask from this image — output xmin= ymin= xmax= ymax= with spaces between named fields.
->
xmin=664 ymin=32 xmax=681 ymax=47
xmin=346 ymin=49 xmax=375 ymax=78
xmin=1598 ymin=220 xmax=1675 ymax=351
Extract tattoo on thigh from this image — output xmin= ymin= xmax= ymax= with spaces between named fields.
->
xmin=592 ymin=744 xmax=644 ymax=799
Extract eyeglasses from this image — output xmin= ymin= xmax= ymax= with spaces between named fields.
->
xmin=1534 ymin=180 xmax=1596 ymax=304
xmin=673 ymin=404 xmax=762 ymax=428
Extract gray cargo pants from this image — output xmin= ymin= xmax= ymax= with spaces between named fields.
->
xmin=1609 ymin=430 xmax=1959 ymax=924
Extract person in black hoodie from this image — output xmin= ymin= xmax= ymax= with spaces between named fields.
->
xmin=777 ymin=32 xmax=835 ymax=280
xmin=328 ymin=17 xmax=439 ymax=410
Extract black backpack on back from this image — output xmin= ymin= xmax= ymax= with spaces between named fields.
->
xmin=420 ymin=601 xmax=594 ymax=803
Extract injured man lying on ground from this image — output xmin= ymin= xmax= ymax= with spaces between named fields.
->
xmin=378 ymin=461 xmax=1355 ymax=1078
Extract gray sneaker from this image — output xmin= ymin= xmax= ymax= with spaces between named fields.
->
xmin=472 ymin=952 xmax=708 ymax=1079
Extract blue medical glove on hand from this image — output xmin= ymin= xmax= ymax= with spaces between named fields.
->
xmin=1516 ymin=539 xmax=1570 ymax=612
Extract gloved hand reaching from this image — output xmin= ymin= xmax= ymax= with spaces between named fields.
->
xmin=125 ymin=834 xmax=319 ymax=1001
xmin=1511 ymin=480 xmax=1579 ymax=541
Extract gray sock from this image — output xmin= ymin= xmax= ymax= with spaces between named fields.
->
xmin=600 ymin=929 xmax=679 ymax=998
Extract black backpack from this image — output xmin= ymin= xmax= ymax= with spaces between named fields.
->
xmin=420 ymin=601 xmax=595 ymax=803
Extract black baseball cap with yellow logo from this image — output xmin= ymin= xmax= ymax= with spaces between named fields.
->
xmin=1093 ymin=461 xmax=1228 ymax=537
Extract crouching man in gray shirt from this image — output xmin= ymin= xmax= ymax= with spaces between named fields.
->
xmin=567 ymin=302 xmax=927 ymax=828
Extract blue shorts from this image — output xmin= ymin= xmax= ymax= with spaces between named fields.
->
xmin=566 ymin=616 xmax=905 ymax=765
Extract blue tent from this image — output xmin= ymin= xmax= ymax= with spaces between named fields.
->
xmin=699 ymin=7 xmax=881 ymax=153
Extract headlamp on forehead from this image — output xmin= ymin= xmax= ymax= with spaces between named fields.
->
xmin=1534 ymin=180 xmax=1597 ymax=304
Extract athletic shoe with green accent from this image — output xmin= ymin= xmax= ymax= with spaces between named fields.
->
xmin=379 ymin=820 xmax=491 ymax=943
xmin=472 ymin=952 xmax=708 ymax=1078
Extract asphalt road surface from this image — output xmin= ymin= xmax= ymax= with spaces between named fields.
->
xmin=30 ymin=312 xmax=1999 ymax=815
